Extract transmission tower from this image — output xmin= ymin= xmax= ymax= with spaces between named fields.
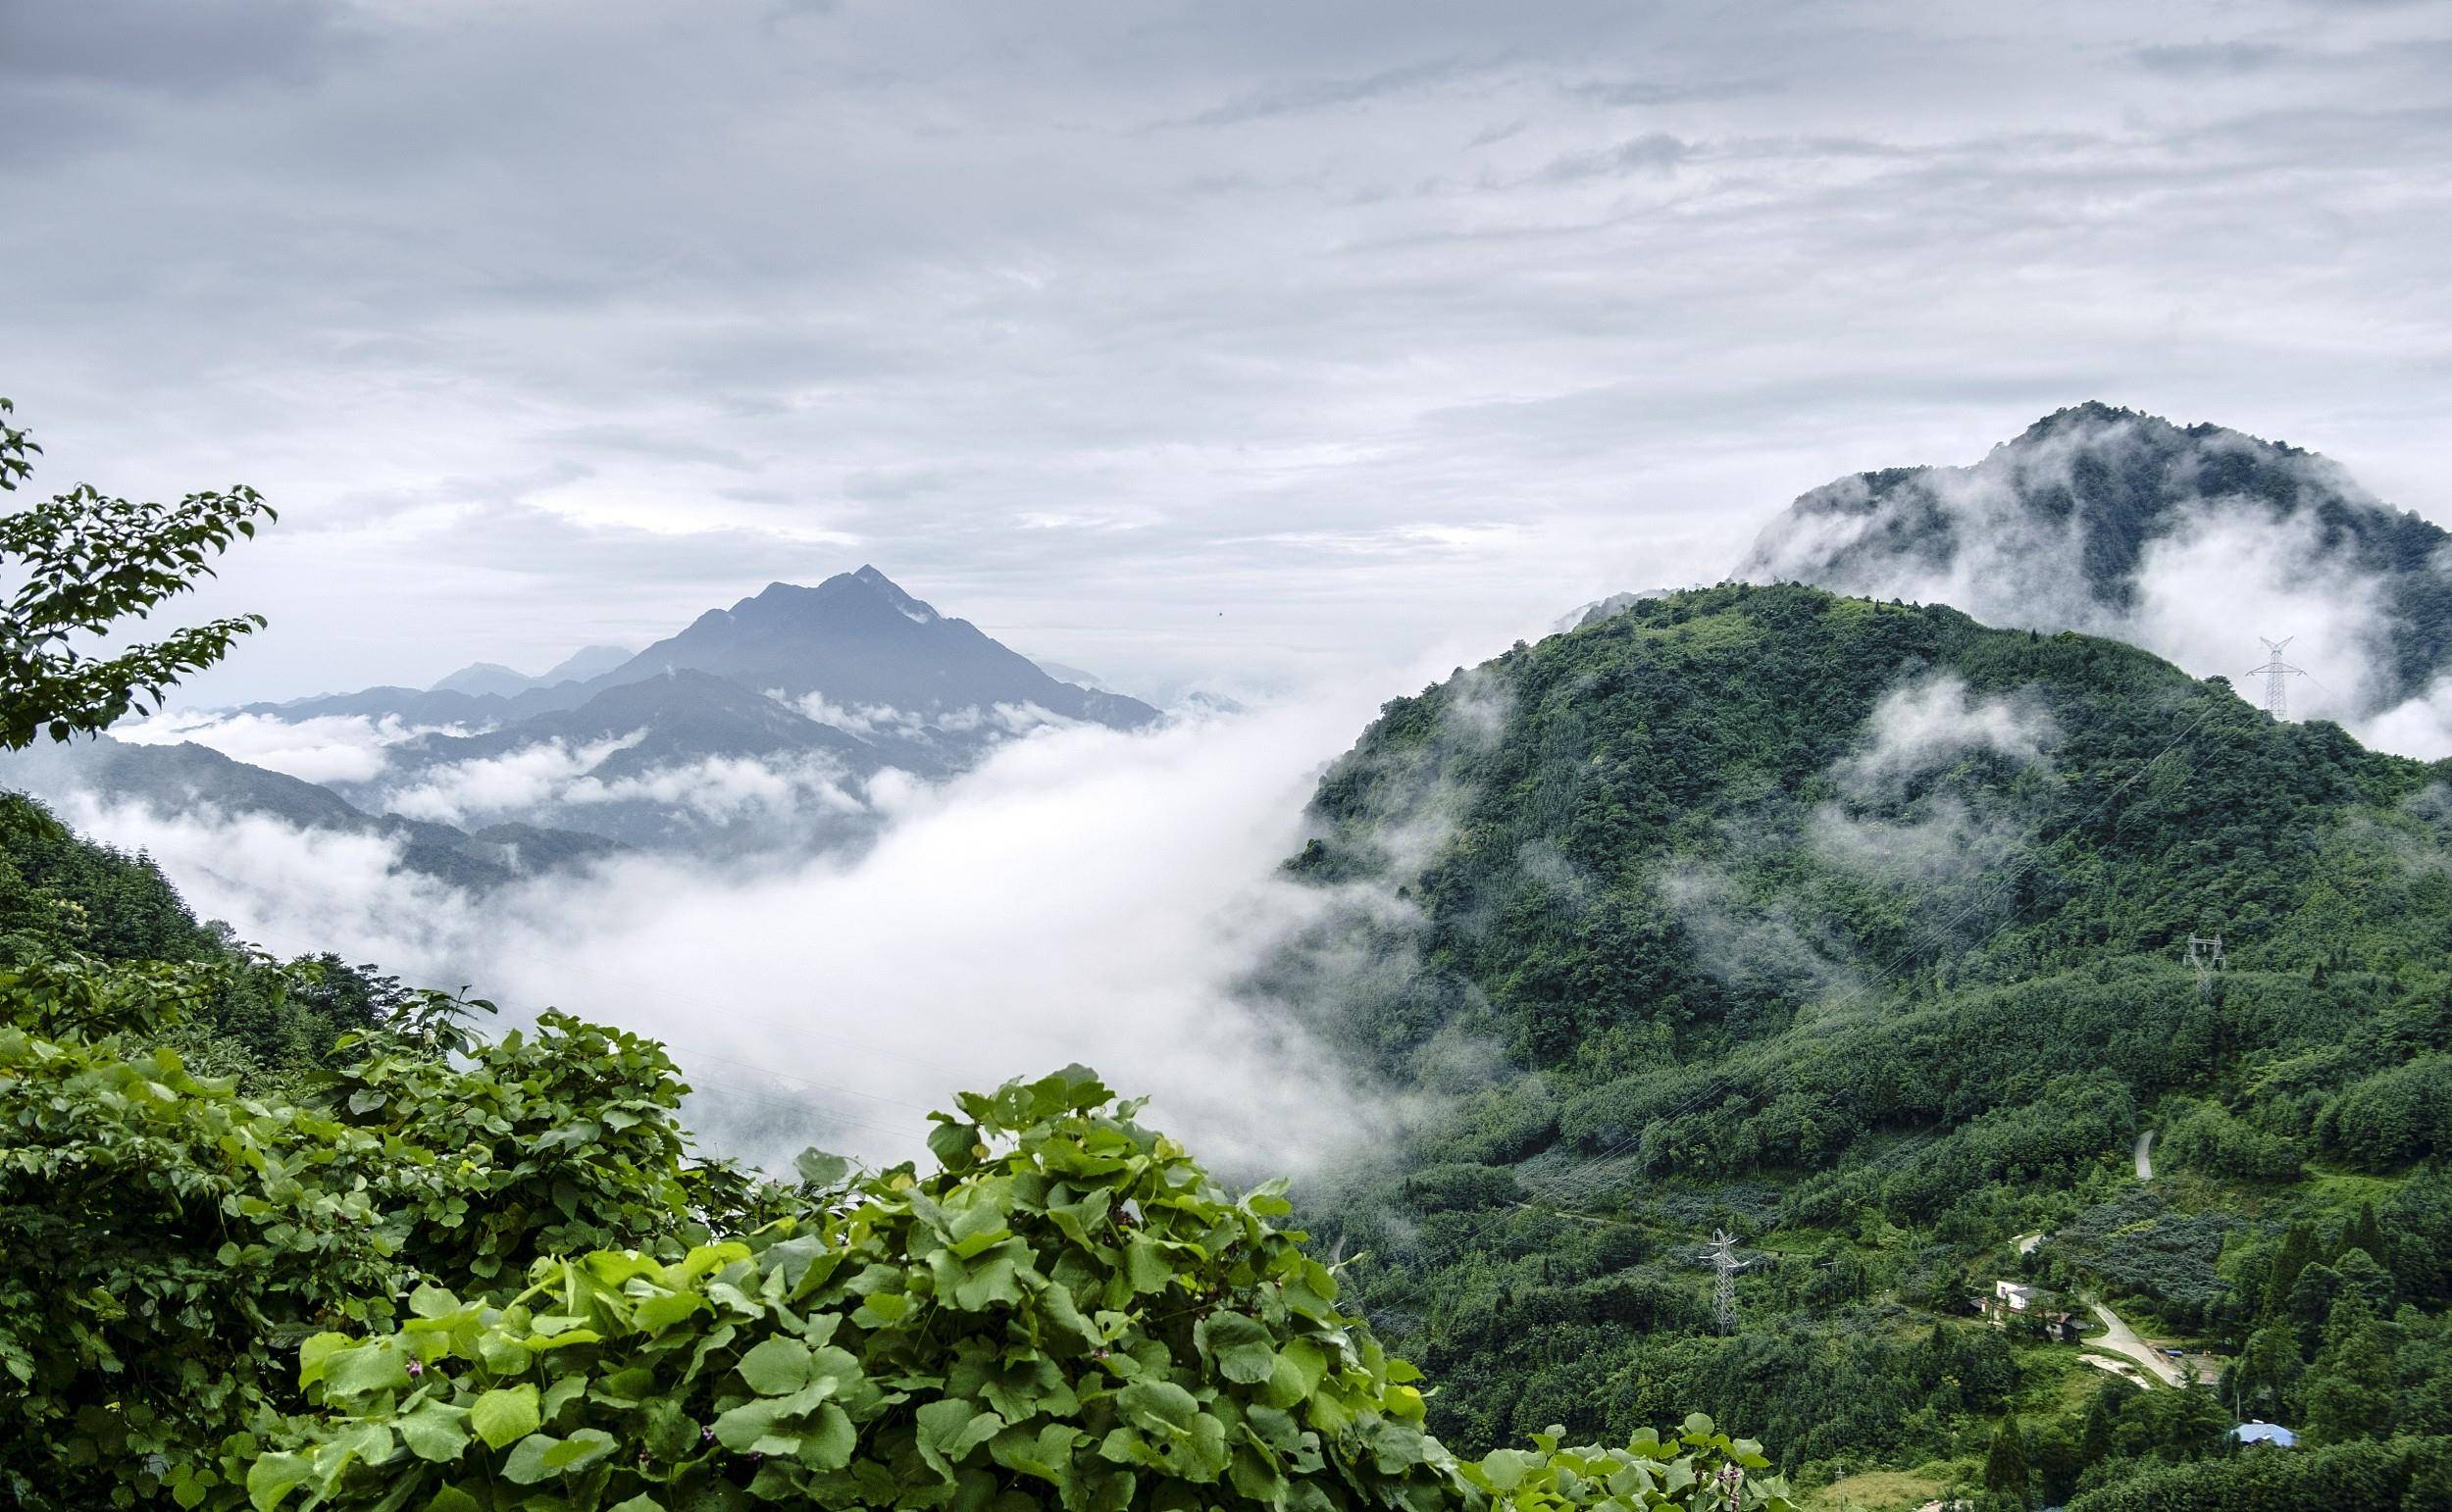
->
xmin=2186 ymin=933 xmax=2223 ymax=998
xmin=1701 ymin=1229 xmax=1749 ymax=1335
xmin=2247 ymin=636 xmax=2307 ymax=719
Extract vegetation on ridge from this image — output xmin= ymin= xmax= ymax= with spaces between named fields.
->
xmin=1283 ymin=582 xmax=2452 ymax=1507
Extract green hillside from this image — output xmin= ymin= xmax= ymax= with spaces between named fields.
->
xmin=1284 ymin=582 xmax=2452 ymax=1508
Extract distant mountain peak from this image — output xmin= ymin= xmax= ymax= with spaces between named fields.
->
xmin=431 ymin=661 xmax=532 ymax=697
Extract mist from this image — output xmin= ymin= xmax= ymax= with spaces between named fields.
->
xmin=60 ymin=683 xmax=1449 ymax=1179
xmin=1739 ymin=412 xmax=2452 ymax=759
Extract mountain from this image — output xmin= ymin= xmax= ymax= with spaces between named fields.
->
xmin=0 ymin=736 xmax=626 ymax=888
xmin=536 ymin=643 xmax=634 ymax=684
xmin=177 ymin=569 xmax=1169 ymax=858
xmin=430 ymin=644 xmax=633 ymax=697
xmin=602 ymin=567 xmax=1161 ymax=732
xmin=1278 ymin=581 xmax=2452 ymax=1504
xmin=430 ymin=662 xmax=535 ymax=698
xmin=339 ymin=669 xmax=915 ymax=849
xmin=1029 ymin=658 xmax=1114 ymax=691
xmin=1738 ymin=403 xmax=2452 ymax=731
xmin=250 ymin=568 xmax=1161 ymax=748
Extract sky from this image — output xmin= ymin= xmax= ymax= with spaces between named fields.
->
xmin=6 ymin=0 xmax=2452 ymax=703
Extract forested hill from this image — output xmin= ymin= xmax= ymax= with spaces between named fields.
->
xmin=1735 ymin=403 xmax=2452 ymax=718
xmin=1286 ymin=581 xmax=2452 ymax=1508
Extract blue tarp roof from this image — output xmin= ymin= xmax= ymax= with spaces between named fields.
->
xmin=2232 ymin=1421 xmax=2297 ymax=1446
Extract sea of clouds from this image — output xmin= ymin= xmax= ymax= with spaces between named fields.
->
xmin=61 ymin=684 xmax=1449 ymax=1179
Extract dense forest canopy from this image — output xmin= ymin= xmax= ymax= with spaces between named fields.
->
xmin=1277 ymin=582 xmax=2452 ymax=1507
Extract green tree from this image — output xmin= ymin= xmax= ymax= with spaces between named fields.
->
xmin=2264 ymin=1220 xmax=2319 ymax=1320
xmin=0 ymin=396 xmax=274 ymax=747
xmin=2304 ymin=1300 xmax=2398 ymax=1446
xmin=1983 ymin=1414 xmax=2030 ymax=1506
xmin=2078 ymin=1381 xmax=2129 ymax=1467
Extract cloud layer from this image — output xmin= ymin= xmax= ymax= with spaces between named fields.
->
xmin=8 ymin=0 xmax=2448 ymax=703
xmin=62 ymin=691 xmax=1430 ymax=1178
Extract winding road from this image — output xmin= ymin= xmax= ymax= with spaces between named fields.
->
xmin=2089 ymin=1302 xmax=2182 ymax=1386
xmin=2135 ymin=1130 xmax=2156 ymax=1180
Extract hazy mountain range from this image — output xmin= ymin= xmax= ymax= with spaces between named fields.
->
xmin=0 ymin=567 xmax=1159 ymax=875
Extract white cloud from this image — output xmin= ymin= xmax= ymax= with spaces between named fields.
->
xmin=110 ymin=710 xmax=476 ymax=784
xmin=63 ymin=689 xmax=1436 ymax=1179
xmin=378 ymin=733 xmax=644 ymax=824
xmin=1828 ymin=674 xmax=2055 ymax=799
xmin=561 ymin=754 xmax=869 ymax=822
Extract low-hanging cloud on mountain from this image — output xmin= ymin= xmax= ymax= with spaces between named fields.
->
xmin=111 ymin=709 xmax=479 ymax=785
xmin=1662 ymin=671 xmax=2059 ymax=1003
xmin=59 ymin=689 xmax=1443 ymax=1178
xmin=1741 ymin=406 xmax=2452 ymax=759
xmin=378 ymin=733 xmax=647 ymax=825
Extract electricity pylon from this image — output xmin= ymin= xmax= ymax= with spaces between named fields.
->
xmin=2186 ymin=933 xmax=2223 ymax=999
xmin=2247 ymin=637 xmax=2307 ymax=719
xmin=1702 ymin=1230 xmax=1748 ymax=1335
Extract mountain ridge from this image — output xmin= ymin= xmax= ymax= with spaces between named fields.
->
xmin=1277 ymin=580 xmax=2452 ymax=1500
xmin=1735 ymin=402 xmax=2452 ymax=729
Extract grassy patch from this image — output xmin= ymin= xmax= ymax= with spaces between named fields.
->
xmin=1801 ymin=1468 xmax=1950 ymax=1512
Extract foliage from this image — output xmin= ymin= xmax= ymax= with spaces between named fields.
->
xmin=243 ymin=1064 xmax=1797 ymax=1512
xmin=2063 ymin=1434 xmax=2452 ymax=1512
xmin=0 ymin=945 xmax=740 ymax=1509
xmin=0 ymin=396 xmax=275 ymax=748
xmin=1272 ymin=583 xmax=2452 ymax=1496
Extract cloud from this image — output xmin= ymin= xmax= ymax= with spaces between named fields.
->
xmin=59 ymin=690 xmax=1434 ymax=1179
xmin=562 ymin=754 xmax=870 ymax=823
xmin=109 ymin=709 xmax=477 ymax=784
xmin=379 ymin=734 xmax=646 ymax=825
xmin=1827 ymin=674 xmax=2055 ymax=799
xmin=10 ymin=0 xmax=2450 ymax=711
xmin=1661 ymin=673 xmax=2057 ymax=999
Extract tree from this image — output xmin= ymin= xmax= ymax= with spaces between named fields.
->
xmin=2225 ymin=1324 xmax=2302 ymax=1424
xmin=2303 ymin=1300 xmax=2397 ymax=1446
xmin=2078 ymin=1382 xmax=2129 ymax=1467
xmin=2264 ymin=1220 xmax=2318 ymax=1319
xmin=0 ymin=396 xmax=274 ymax=747
xmin=1983 ymin=1414 xmax=2030 ymax=1506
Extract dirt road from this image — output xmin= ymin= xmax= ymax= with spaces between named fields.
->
xmin=2089 ymin=1302 xmax=2181 ymax=1386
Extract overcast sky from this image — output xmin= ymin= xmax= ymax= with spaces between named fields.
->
xmin=6 ymin=0 xmax=2449 ymax=703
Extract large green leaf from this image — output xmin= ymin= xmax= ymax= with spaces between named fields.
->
xmin=1196 ymin=1311 xmax=1276 ymax=1385
xmin=737 ymin=1336 xmax=813 ymax=1395
xmin=470 ymin=1385 xmax=541 ymax=1450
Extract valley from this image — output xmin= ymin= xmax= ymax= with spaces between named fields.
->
xmin=9 ymin=405 xmax=2452 ymax=1511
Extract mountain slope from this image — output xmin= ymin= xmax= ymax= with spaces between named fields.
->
xmin=430 ymin=644 xmax=633 ymax=697
xmin=335 ymin=670 xmax=913 ymax=848
xmin=1737 ymin=403 xmax=2452 ymax=734
xmin=0 ymin=737 xmax=625 ymax=888
xmin=378 ymin=669 xmax=900 ymax=781
xmin=1282 ymin=582 xmax=2452 ymax=1501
